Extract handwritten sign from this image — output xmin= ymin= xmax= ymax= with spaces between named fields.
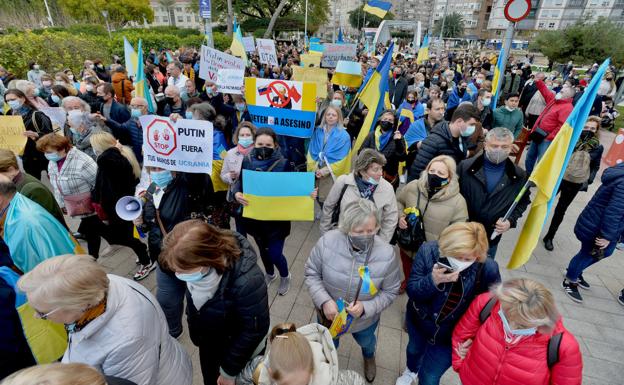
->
xmin=198 ymin=45 xmax=245 ymax=82
xmin=256 ymin=39 xmax=279 ymax=67
xmin=292 ymin=66 xmax=328 ymax=99
xmin=0 ymin=116 xmax=27 ymax=155
xmin=301 ymin=53 xmax=322 ymax=68
xmin=321 ymin=43 xmax=357 ymax=68
xmin=217 ymin=68 xmax=244 ymax=95
xmin=242 ymin=36 xmax=255 ymax=52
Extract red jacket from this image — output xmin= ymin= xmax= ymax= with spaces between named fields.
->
xmin=530 ymin=80 xmax=574 ymax=141
xmin=452 ymin=293 xmax=583 ymax=385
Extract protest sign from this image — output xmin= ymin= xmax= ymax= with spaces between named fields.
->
xmin=292 ymin=66 xmax=328 ymax=99
xmin=321 ymin=43 xmax=357 ymax=68
xmin=256 ymin=39 xmax=279 ymax=66
xmin=243 ymin=170 xmax=314 ymax=221
xmin=140 ymin=115 xmax=213 ymax=173
xmin=301 ymin=53 xmax=322 ymax=67
xmin=0 ymin=116 xmax=27 ymax=155
xmin=198 ymin=45 xmax=245 ymax=82
xmin=242 ymin=36 xmax=255 ymax=52
xmin=39 ymin=107 xmax=66 ymax=135
xmin=217 ymin=68 xmax=244 ymax=94
xmin=244 ymin=77 xmax=317 ymax=138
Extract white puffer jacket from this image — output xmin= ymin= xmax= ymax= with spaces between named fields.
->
xmin=62 ymin=275 xmax=192 ymax=385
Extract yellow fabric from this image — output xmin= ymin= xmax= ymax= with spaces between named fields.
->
xmin=292 ymin=67 xmax=328 ymax=99
xmin=306 ymin=152 xmax=351 ymax=178
xmin=17 ymin=302 xmax=67 ymax=364
xmin=211 ymin=159 xmax=228 ymax=192
xmin=331 ymin=72 xmax=362 ymax=88
xmin=243 ymin=194 xmax=313 ymax=221
xmin=416 ymin=47 xmax=429 ymax=64
xmin=363 ymin=4 xmax=388 ymax=18
xmin=230 ymin=33 xmax=248 ymax=63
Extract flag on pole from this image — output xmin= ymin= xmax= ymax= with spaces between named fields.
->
xmin=230 ymin=19 xmax=248 ymax=62
xmin=416 ymin=35 xmax=429 ymax=64
xmin=134 ymin=40 xmax=155 ymax=113
xmin=123 ymin=37 xmax=138 ymax=78
xmin=337 ymin=28 xmax=344 ymax=43
xmin=491 ymin=47 xmax=506 ymax=108
xmin=507 ymin=58 xmax=610 ymax=269
xmin=332 ymin=61 xmax=362 ymax=88
xmin=363 ymin=0 xmax=392 ymax=18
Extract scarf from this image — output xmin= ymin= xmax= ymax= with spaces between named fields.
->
xmin=187 ymin=269 xmax=223 ymax=309
xmin=354 ymin=175 xmax=377 ymax=201
xmin=374 ymin=126 xmax=393 ymax=151
xmin=575 ymin=133 xmax=600 ymax=152
xmin=184 ymin=67 xmax=195 ymax=82
xmin=237 ymin=143 xmax=253 ymax=156
xmin=71 ymin=294 xmax=107 ymax=333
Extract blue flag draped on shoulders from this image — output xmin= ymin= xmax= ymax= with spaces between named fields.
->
xmin=307 ymin=125 xmax=352 ymax=177
xmin=396 ymin=100 xmax=424 ymax=134
xmin=3 ymin=193 xmax=83 ymax=273
xmin=211 ymin=129 xmax=230 ymax=192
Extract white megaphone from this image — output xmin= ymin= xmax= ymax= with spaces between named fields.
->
xmin=115 ymin=196 xmax=143 ymax=221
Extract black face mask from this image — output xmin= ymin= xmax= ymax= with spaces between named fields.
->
xmin=458 ymin=88 xmax=466 ymax=97
xmin=253 ymin=147 xmax=274 ymax=160
xmin=407 ymin=98 xmax=416 ymax=104
xmin=97 ymin=96 xmax=105 ymax=104
xmin=580 ymin=130 xmax=594 ymax=141
xmin=165 ymin=97 xmax=175 ymax=106
xmin=379 ymin=120 xmax=394 ymax=132
xmin=427 ymin=173 xmax=448 ymax=194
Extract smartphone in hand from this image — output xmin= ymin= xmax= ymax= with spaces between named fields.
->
xmin=437 ymin=257 xmax=455 ymax=273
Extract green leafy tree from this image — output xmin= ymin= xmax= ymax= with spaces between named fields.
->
xmin=433 ymin=12 xmax=464 ymax=38
xmin=57 ymin=0 xmax=154 ymax=28
xmin=348 ymin=5 xmax=394 ymax=29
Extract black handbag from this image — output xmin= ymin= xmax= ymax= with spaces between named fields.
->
xmin=395 ymin=193 xmax=428 ymax=252
xmin=529 ymin=127 xmax=548 ymax=143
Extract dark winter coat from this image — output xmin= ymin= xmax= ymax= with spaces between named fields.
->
xmin=360 ymin=130 xmax=406 ymax=177
xmin=104 ymin=117 xmax=143 ymax=164
xmin=9 ymin=108 xmax=53 ymax=178
xmin=92 ymin=147 xmax=137 ymax=221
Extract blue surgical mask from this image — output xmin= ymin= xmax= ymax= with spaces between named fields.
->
xmin=131 ymin=108 xmax=142 ymax=118
xmin=7 ymin=100 xmax=22 ymax=111
xmin=51 ymin=94 xmax=61 ymax=104
xmin=175 ymin=269 xmax=207 ymax=282
xmin=331 ymin=99 xmax=342 ymax=108
xmin=498 ymin=308 xmax=537 ymax=336
xmin=238 ymin=137 xmax=253 ymax=147
xmin=482 ymin=98 xmax=491 ymax=107
xmin=461 ymin=124 xmax=476 ymax=137
xmin=185 ymin=111 xmax=194 ymax=120
xmin=367 ymin=176 xmax=379 ymax=185
xmin=235 ymin=103 xmax=246 ymax=112
xmin=45 ymin=152 xmax=62 ymax=162
xmin=151 ymin=170 xmax=173 ymax=188
xmin=65 ymin=322 xmax=77 ymax=333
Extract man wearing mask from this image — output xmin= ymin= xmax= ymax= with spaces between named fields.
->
xmin=389 ymin=66 xmax=409 ymax=108
xmin=408 ymin=103 xmax=480 ymax=182
xmin=95 ymin=97 xmax=147 ymax=164
xmin=492 ymin=92 xmax=524 ymax=138
xmin=405 ymin=98 xmax=446 ymax=170
xmin=96 ymin=83 xmax=130 ymax=124
xmin=473 ymin=88 xmax=493 ymax=131
xmin=167 ymin=61 xmax=189 ymax=96
xmin=445 ymin=81 xmax=472 ymax=120
xmin=457 ymin=127 xmax=530 ymax=258
xmin=162 ymin=85 xmax=186 ymax=117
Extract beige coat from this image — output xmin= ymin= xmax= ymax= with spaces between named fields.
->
xmin=320 ymin=173 xmax=398 ymax=242
xmin=396 ymin=175 xmax=468 ymax=255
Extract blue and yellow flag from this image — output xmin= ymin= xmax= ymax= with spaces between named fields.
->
xmin=358 ymin=265 xmax=378 ymax=295
xmin=508 ymin=58 xmax=610 ymax=269
xmin=332 ymin=61 xmax=363 ymax=88
xmin=124 ymin=36 xmax=138 ymax=78
xmin=230 ymin=19 xmax=248 ymax=63
xmin=363 ymin=0 xmax=392 ymax=18
xmin=242 ymin=170 xmax=315 ymax=221
xmin=416 ymin=35 xmax=429 ymax=64
xmin=491 ymin=46 xmax=506 ymax=108
xmin=211 ymin=130 xmax=229 ymax=192
xmin=135 ymin=40 xmax=155 ymax=113
xmin=329 ymin=298 xmax=352 ymax=338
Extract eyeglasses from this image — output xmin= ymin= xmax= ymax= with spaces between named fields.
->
xmin=34 ymin=307 xmax=62 ymax=320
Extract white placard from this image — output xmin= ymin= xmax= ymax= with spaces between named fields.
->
xmin=217 ymin=68 xmax=244 ymax=94
xmin=321 ymin=43 xmax=357 ymax=68
xmin=256 ymin=39 xmax=279 ymax=67
xmin=140 ymin=115 xmax=213 ymax=174
xmin=198 ymin=45 xmax=245 ymax=82
xmin=242 ymin=36 xmax=256 ymax=52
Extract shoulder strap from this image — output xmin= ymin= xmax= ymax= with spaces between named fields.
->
xmin=266 ymin=159 xmax=283 ymax=172
xmin=548 ymin=332 xmax=563 ymax=368
xmin=479 ymin=296 xmax=497 ymax=324
xmin=31 ymin=110 xmax=41 ymax=135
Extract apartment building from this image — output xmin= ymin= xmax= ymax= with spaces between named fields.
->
xmin=149 ymin=0 xmax=204 ymax=30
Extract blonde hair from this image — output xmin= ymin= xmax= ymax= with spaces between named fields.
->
xmin=438 ymin=222 xmax=488 ymax=262
xmin=321 ymin=105 xmax=344 ymax=130
xmin=420 ymin=155 xmax=457 ymax=183
xmin=17 ymin=254 xmax=109 ymax=312
xmin=268 ymin=324 xmax=314 ymax=381
xmin=494 ymin=278 xmax=559 ymax=329
xmin=89 ymin=131 xmax=141 ymax=179
xmin=1 ymin=363 xmax=106 ymax=385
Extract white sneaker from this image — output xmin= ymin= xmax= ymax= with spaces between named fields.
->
xmin=395 ymin=368 xmax=417 ymax=385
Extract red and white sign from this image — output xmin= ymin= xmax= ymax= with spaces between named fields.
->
xmin=504 ymin=0 xmax=531 ymax=22
xmin=146 ymin=118 xmax=177 ymax=156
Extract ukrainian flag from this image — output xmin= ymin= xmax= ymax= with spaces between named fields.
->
xmin=242 ymin=170 xmax=315 ymax=221
xmin=211 ymin=130 xmax=230 ymax=192
xmin=135 ymin=40 xmax=155 ymax=113
xmin=230 ymin=20 xmax=248 ymax=63
xmin=491 ymin=46 xmax=505 ymax=108
xmin=124 ymin=36 xmax=138 ymax=78
xmin=332 ymin=61 xmax=363 ymax=88
xmin=416 ymin=35 xmax=429 ymax=65
xmin=363 ymin=0 xmax=392 ymax=18
xmin=508 ymin=58 xmax=610 ymax=269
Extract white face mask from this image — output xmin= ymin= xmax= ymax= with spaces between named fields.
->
xmin=67 ymin=109 xmax=84 ymax=128
xmin=447 ymin=256 xmax=475 ymax=272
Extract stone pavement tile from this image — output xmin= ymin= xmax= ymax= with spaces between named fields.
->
xmin=375 ymin=325 xmax=401 ymax=372
xmin=559 ymin=303 xmax=622 ymax=330
xmin=287 ymin=302 xmax=315 ymax=328
xmin=582 ymin=337 xmax=624 ymax=364
xmin=440 ymin=370 xmax=461 ymax=385
xmin=574 ymin=336 xmax=591 ymax=357
xmin=582 ymin=356 xmax=624 ymax=382
xmin=560 ymin=318 xmax=604 ymax=341
xmin=577 ymin=296 xmax=624 ymax=316
xmin=581 ymin=377 xmax=621 ymax=385
xmin=596 ymin=325 xmax=624 ymax=345
xmin=598 ymin=274 xmax=624 ymax=298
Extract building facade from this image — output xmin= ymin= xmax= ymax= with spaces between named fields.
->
xmin=149 ymin=0 xmax=204 ymax=30
xmin=430 ymin=0 xmax=488 ymax=38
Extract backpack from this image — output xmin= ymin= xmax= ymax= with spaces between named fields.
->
xmin=479 ymin=297 xmax=563 ymax=368
xmin=563 ymin=150 xmax=591 ymax=183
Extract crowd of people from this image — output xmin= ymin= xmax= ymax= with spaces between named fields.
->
xmin=0 ymin=37 xmax=623 ymax=385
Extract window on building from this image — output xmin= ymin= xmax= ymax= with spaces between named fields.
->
xmin=154 ymin=16 xmax=159 ymax=22
xmin=602 ymin=0 xmax=610 ymax=5
xmin=177 ymin=16 xmax=183 ymax=22
xmin=187 ymin=16 xmax=191 ymax=22
xmin=538 ymin=22 xmax=545 ymax=28
xmin=163 ymin=17 xmax=169 ymax=23
xmin=195 ymin=15 xmax=200 ymax=22
xmin=554 ymin=0 xmax=563 ymax=5
xmin=176 ymin=7 xmax=182 ymax=12
xmin=548 ymin=22 xmax=555 ymax=28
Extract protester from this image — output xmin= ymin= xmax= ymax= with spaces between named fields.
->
xmin=61 ymin=96 xmax=105 ymax=159
xmin=492 ymin=92 xmax=524 ymax=138
xmin=110 ymin=66 xmax=134 ymax=105
xmin=79 ymin=76 xmax=102 ymax=113
xmin=305 ymin=199 xmax=401 ymax=383
xmin=167 ymin=61 xmax=189 ymax=95
xmin=445 ymin=80 xmax=472 ymax=119
xmin=159 ymin=220 xmax=270 ymax=385
xmin=17 ymin=255 xmax=192 ymax=385
xmin=320 ymin=149 xmax=398 ymax=241
xmin=396 ymin=91 xmax=425 ymax=134
xmin=360 ymin=110 xmax=405 ymax=189
xmin=396 ymin=222 xmax=500 ymax=385
xmin=14 ymin=80 xmax=48 ymax=109
xmin=1 ymin=363 xmax=138 ymax=385
xmin=389 ymin=66 xmax=408 ymax=107
xmin=473 ymin=88 xmax=493 ymax=131
xmin=54 ymin=72 xmax=79 ymax=96
xmin=96 ymin=83 xmax=130 ymax=124
xmin=96 ymin=96 xmax=146 ymax=163
xmin=405 ymin=98 xmax=446 ymax=168
xmin=162 ymin=85 xmax=186 ymax=116
xmin=26 ymin=62 xmax=45 ymax=88
xmin=50 ymin=85 xmax=70 ymax=108
xmin=452 ymin=278 xmax=583 ymax=385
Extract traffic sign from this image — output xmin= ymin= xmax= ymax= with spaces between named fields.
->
xmin=504 ymin=0 xmax=531 ymax=23
xmin=199 ymin=0 xmax=211 ymax=19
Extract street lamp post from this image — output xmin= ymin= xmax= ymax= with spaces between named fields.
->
xmin=43 ymin=0 xmax=54 ymax=26
xmin=102 ymin=10 xmax=112 ymax=39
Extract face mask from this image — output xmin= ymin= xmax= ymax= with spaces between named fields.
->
xmin=482 ymin=98 xmax=491 ymax=107
xmin=7 ymin=100 xmax=22 ymax=111
xmin=238 ymin=137 xmax=253 ymax=147
xmin=555 ymin=92 xmax=563 ymax=100
xmin=175 ymin=270 xmax=207 ymax=283
xmin=580 ymin=130 xmax=594 ymax=141
xmin=51 ymin=94 xmax=61 ymax=104
xmin=457 ymin=88 xmax=466 ymax=97
xmin=34 ymin=89 xmax=41 ymax=97
xmin=347 ymin=233 xmax=375 ymax=252
xmin=447 ymin=256 xmax=475 ymax=272
xmin=476 ymin=78 xmax=483 ymax=85
xmin=185 ymin=111 xmax=194 ymax=120
xmin=417 ymin=81 xmax=425 ymax=88
xmin=330 ymin=99 xmax=342 ymax=108
xmin=253 ymin=146 xmax=274 ymax=160
xmin=379 ymin=120 xmax=394 ymax=132
xmin=65 ymin=322 xmax=77 ymax=333
xmin=33 ymin=65 xmax=40 ymax=71
xmin=67 ymin=110 xmax=84 ymax=128
xmin=498 ymin=309 xmax=537 ymax=336
xmin=165 ymin=96 xmax=175 ymax=106
xmin=427 ymin=173 xmax=449 ymax=191
xmin=272 ymin=72 xmax=280 ymax=78
xmin=407 ymin=98 xmax=415 ymax=104
xmin=151 ymin=170 xmax=173 ymax=188
xmin=206 ymin=88 xmax=214 ymax=97
xmin=131 ymin=108 xmax=143 ymax=118
xmin=505 ymin=106 xmax=516 ymax=112
xmin=45 ymin=152 xmax=62 ymax=162
xmin=42 ymin=81 xmax=52 ymax=87
xmin=461 ymin=124 xmax=476 ymax=137
xmin=89 ymin=64 xmax=95 ymax=70
xmin=433 ymin=76 xmax=439 ymax=80
xmin=485 ymin=148 xmax=509 ymax=164
xmin=85 ymin=84 xmax=94 ymax=92
xmin=367 ymin=176 xmax=379 ymax=185
xmin=235 ymin=103 xmax=246 ymax=112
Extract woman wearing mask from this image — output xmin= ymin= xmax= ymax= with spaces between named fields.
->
xmin=17 ymin=254 xmax=192 ymax=385
xmin=396 ymin=91 xmax=425 ymax=134
xmin=320 ymin=149 xmax=398 ymax=242
xmin=221 ymin=122 xmax=257 ymax=236
xmin=50 ymin=85 xmax=70 ymax=108
xmin=305 ymin=199 xmax=401 ymax=383
xmin=543 ymin=116 xmax=604 ymax=252
xmin=159 ymin=219 xmax=270 ymax=385
xmin=38 ymin=74 xmax=54 ymax=103
xmin=65 ymin=106 xmax=102 ymax=160
xmin=63 ymin=69 xmax=81 ymax=92
xmin=411 ymin=73 xmax=428 ymax=101
xmin=598 ymin=71 xmax=617 ymax=98
xmin=452 ymin=278 xmax=582 ymax=385
xmin=54 ymin=72 xmax=79 ymax=96
xmin=4 ymin=89 xmax=53 ymax=179
xmin=79 ymin=76 xmax=102 ymax=113
xmin=307 ymin=105 xmax=352 ymax=206
xmin=15 ymin=80 xmax=48 ymax=109
xmin=26 ymin=62 xmax=45 ymax=88
xmin=396 ymin=222 xmax=500 ymax=385
xmin=396 ymin=155 xmax=468 ymax=293
xmin=360 ymin=110 xmax=406 ymax=190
